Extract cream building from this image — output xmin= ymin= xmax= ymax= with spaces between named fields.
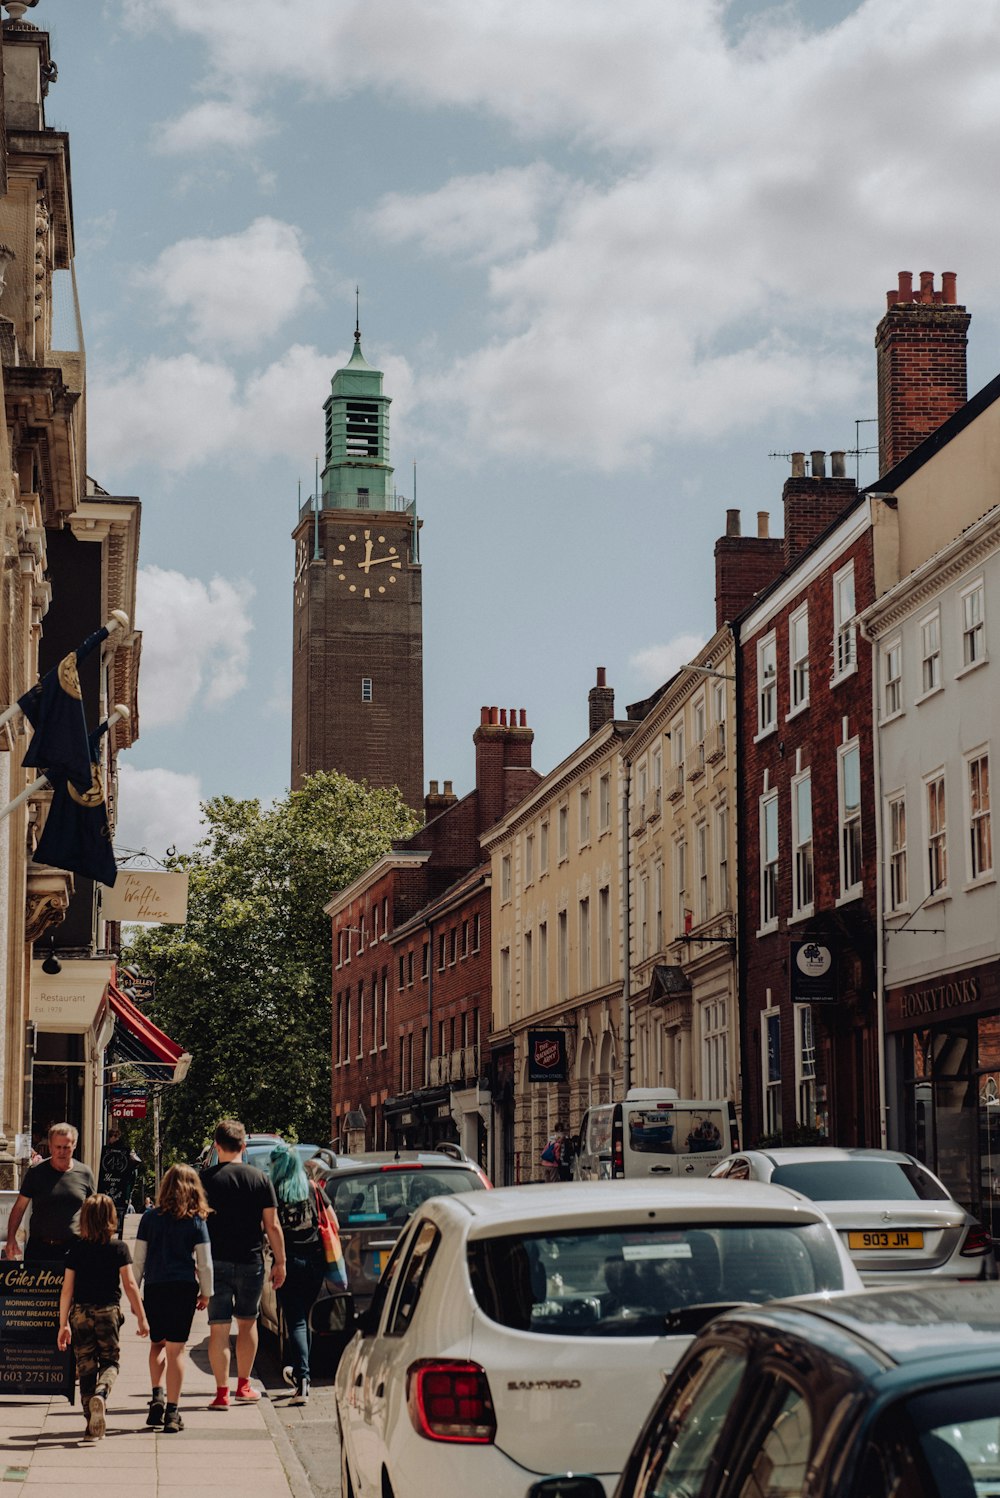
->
xmin=483 ymin=673 xmax=636 ymax=1181
xmin=624 ymin=627 xmax=740 ymax=1125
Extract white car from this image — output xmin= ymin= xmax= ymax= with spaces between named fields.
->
xmin=335 ymin=1178 xmax=863 ymax=1498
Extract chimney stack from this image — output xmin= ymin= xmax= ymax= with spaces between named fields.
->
xmin=714 ymin=510 xmax=783 ymax=628
xmin=782 ymin=451 xmax=858 ymax=566
xmin=588 ymin=666 xmax=615 ymax=734
xmin=424 ymin=777 xmax=458 ymax=823
xmin=876 ymin=270 xmax=969 ymax=477
xmin=474 ymin=703 xmax=534 ymax=833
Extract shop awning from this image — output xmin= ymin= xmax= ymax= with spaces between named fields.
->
xmin=107 ymin=983 xmax=191 ymax=1083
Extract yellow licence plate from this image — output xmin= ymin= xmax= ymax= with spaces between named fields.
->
xmin=848 ymin=1230 xmax=924 ymax=1251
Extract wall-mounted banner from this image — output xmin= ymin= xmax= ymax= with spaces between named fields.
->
xmin=528 ymin=1028 xmax=568 ymax=1083
xmin=790 ymin=939 xmax=837 ymax=1004
xmin=0 ymin=1262 xmax=74 ymax=1400
xmin=102 ymin=870 xmax=189 ymax=925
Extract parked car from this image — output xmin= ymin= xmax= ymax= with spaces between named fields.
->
xmin=334 ymin=1178 xmax=863 ymax=1498
xmin=708 ymin=1146 xmax=997 ymax=1284
xmin=531 ymin=1281 xmax=1000 ymax=1498
xmin=259 ymin=1148 xmax=489 ymax=1368
xmin=195 ymin=1131 xmax=287 ymax=1171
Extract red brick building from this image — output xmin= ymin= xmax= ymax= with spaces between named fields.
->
xmin=327 ymin=707 xmax=538 ymax=1159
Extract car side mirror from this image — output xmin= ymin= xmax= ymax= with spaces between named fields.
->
xmin=527 ymin=1479 xmax=605 ymax=1498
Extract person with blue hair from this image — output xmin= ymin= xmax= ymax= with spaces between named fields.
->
xmin=267 ymin=1144 xmax=334 ymax=1403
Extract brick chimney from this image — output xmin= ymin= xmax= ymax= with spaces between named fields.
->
xmin=714 ymin=509 xmax=783 ymax=627
xmin=876 ymin=271 xmax=970 ymax=477
xmin=783 ymin=450 xmax=858 ymax=566
xmin=424 ymin=777 xmax=458 ymax=823
xmin=588 ymin=667 xmax=615 ymax=734
xmin=474 ymin=706 xmax=534 ymax=833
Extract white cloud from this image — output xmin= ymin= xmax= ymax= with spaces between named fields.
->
xmin=366 ymin=165 xmax=570 ymax=265
xmin=155 ymin=100 xmax=275 ymax=155
xmin=88 ymin=354 xmax=241 ymax=473
xmin=630 ymin=634 xmax=708 ymax=689
xmin=134 ymin=218 xmax=314 ymax=351
xmin=135 ymin=566 xmax=255 ymax=727
xmin=116 ymin=764 xmax=205 ymax=859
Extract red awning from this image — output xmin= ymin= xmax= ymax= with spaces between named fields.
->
xmin=108 ymin=982 xmax=188 ymax=1079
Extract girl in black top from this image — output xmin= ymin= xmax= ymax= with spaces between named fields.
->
xmin=57 ymin=1193 xmax=149 ymax=1443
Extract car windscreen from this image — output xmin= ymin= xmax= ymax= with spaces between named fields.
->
xmin=325 ymin=1168 xmax=481 ymax=1226
xmin=628 ymin=1107 xmax=725 ymax=1156
xmin=467 ymin=1222 xmax=847 ymax=1337
xmin=769 ymin=1160 xmax=950 ymax=1202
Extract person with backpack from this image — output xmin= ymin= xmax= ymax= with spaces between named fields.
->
xmin=267 ymin=1142 xmax=335 ymax=1404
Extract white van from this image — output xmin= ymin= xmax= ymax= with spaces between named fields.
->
xmin=574 ymin=1089 xmax=738 ymax=1181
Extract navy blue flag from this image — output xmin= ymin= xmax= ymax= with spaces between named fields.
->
xmin=18 ymin=625 xmax=111 ymax=794
xmin=32 ymin=723 xmax=118 ymax=887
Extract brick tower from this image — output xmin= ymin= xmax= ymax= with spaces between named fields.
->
xmin=291 ymin=322 xmax=423 ymax=808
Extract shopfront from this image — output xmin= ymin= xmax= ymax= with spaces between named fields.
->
xmin=29 ymin=958 xmax=114 ymax=1172
xmin=887 ymin=961 xmax=1000 ymax=1236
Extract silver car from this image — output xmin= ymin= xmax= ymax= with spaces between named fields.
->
xmin=709 ymin=1146 xmax=996 ymax=1284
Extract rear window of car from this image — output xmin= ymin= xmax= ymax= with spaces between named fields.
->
xmin=628 ymin=1108 xmax=725 ymax=1156
xmin=769 ymin=1160 xmax=950 ymax=1202
xmin=326 ymin=1167 xmax=482 ymax=1225
xmin=467 ymin=1222 xmax=847 ymax=1337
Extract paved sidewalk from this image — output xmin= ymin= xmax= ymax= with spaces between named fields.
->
xmin=0 ymin=1224 xmax=313 ymax=1498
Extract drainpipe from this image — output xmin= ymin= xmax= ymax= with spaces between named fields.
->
xmin=859 ymin=593 xmax=889 ymax=1148
xmin=622 ymin=757 xmax=632 ymax=1094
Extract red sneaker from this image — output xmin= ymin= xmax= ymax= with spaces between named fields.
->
xmin=234 ymin=1381 xmax=260 ymax=1403
xmin=207 ymin=1391 xmax=230 ymax=1411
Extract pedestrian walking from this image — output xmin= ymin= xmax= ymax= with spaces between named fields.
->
xmin=56 ymin=1194 xmax=149 ymax=1443
xmin=268 ymin=1141 xmax=333 ymax=1404
xmin=4 ymin=1122 xmax=95 ymax=1262
xmin=132 ymin=1164 xmax=214 ymax=1435
xmin=202 ymin=1118 xmax=286 ymax=1410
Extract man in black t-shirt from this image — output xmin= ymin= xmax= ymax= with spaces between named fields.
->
xmin=4 ymin=1122 xmax=95 ymax=1262
xmin=202 ymin=1118 xmax=285 ymax=1409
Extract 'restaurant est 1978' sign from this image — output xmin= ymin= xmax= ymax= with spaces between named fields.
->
xmin=528 ymin=1029 xmax=568 ymax=1084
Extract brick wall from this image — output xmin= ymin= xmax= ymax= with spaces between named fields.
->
xmin=876 ymin=271 xmax=970 ymax=478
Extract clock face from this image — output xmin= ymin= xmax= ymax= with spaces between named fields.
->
xmin=333 ymin=528 xmax=404 ymax=599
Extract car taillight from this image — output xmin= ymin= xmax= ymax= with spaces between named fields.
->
xmin=960 ymin=1223 xmax=994 ymax=1257
xmin=407 ymin=1360 xmax=496 ymax=1443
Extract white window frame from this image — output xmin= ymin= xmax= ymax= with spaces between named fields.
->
xmin=579 ymin=784 xmax=591 ymax=846
xmin=598 ymin=887 xmax=611 ymax=985
xmin=557 ymin=910 xmax=568 ymax=1000
xmin=599 ymin=771 xmax=611 ymax=833
xmin=791 ymin=770 xmax=814 ymax=918
xmin=788 ymin=603 xmax=810 ymax=715
xmin=882 ymin=637 xmax=903 ymax=720
xmin=838 ymin=740 xmax=862 ymax=899
xmin=499 ymin=946 xmax=511 ymax=1026
xmin=919 ymin=610 xmax=942 ymax=698
xmin=654 ymin=862 xmax=664 ymax=951
xmin=558 ymin=804 xmax=569 ymax=862
xmin=696 ymin=821 xmax=710 ymax=925
xmin=762 ymin=1006 xmax=781 ymax=1137
xmin=579 ymin=897 xmax=591 ymax=992
xmin=967 ymin=749 xmax=993 ymax=883
xmin=832 ymin=561 xmax=857 ymax=682
xmin=886 ymin=791 xmax=908 ymax=912
xmin=960 ymin=579 xmax=987 ymax=672
xmin=500 ymin=852 xmax=512 ymax=903
xmin=925 ymin=769 xmax=948 ymax=896
xmin=794 ymin=1004 xmax=816 ymax=1130
xmin=523 ymin=929 xmax=533 ymax=1012
xmin=525 ymin=831 xmax=534 ymax=886
xmin=701 ymin=997 xmax=728 ymax=1100
xmin=757 ymin=632 xmax=777 ymax=737
xmin=539 ymin=819 xmax=549 ymax=874
xmin=675 ymin=838 xmax=688 ymax=938
xmin=759 ymin=791 xmax=779 ymax=932
xmin=361 ymin=676 xmax=373 ymax=702
xmin=538 ymin=921 xmax=548 ymax=1004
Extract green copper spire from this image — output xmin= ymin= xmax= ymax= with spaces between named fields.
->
xmin=320 ymin=302 xmax=393 ymax=509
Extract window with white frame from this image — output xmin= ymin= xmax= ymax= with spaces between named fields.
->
xmin=558 ymin=804 xmax=569 ymax=861
xmin=652 ymin=749 xmax=662 ymax=794
xmin=382 ymin=971 xmax=388 ymax=1048
xmin=962 ymin=581 xmax=986 ymax=668
xmin=693 ymin=697 xmax=706 ymax=769
xmin=525 ymin=831 xmax=534 ymax=885
xmin=540 ymin=820 xmax=549 ymax=873
xmin=762 ymin=1008 xmax=781 ymax=1137
xmin=969 ymin=751 xmax=992 ymax=880
xmin=833 ymin=562 xmax=856 ymax=678
xmin=557 ymin=910 xmax=568 ymax=1000
xmin=499 ymin=945 xmax=511 ymax=1025
xmin=920 ymin=611 xmax=941 ymax=694
xmin=795 ymin=1005 xmax=816 ymax=1129
xmin=672 ymin=717 xmax=685 ymax=777
xmin=887 ymin=793 xmax=908 ymax=910
xmin=654 ymin=862 xmax=664 ymax=950
xmin=792 ymin=771 xmax=814 ymax=915
xmin=713 ymin=680 xmax=726 ymax=756
xmin=501 ymin=853 xmax=512 ymax=903
xmin=883 ymin=638 xmax=903 ymax=718
xmin=697 ymin=822 xmax=710 ymax=924
xmin=675 ymin=838 xmax=688 ymax=937
xmin=717 ymin=804 xmax=730 ymax=910
xmin=757 ymin=633 xmax=777 ymax=734
xmin=524 ymin=929 xmax=533 ymax=1011
xmin=370 ymin=975 xmax=378 ymax=1052
xmin=839 ymin=742 xmax=862 ymax=896
xmin=579 ymin=897 xmax=591 ymax=991
xmin=598 ymin=887 xmax=611 ymax=984
xmin=760 ymin=792 xmax=779 ymax=928
xmin=638 ymin=871 xmax=649 ymax=960
xmin=599 ymin=771 xmax=611 ymax=832
xmin=361 ymin=677 xmax=373 ymax=702
xmin=927 ymin=772 xmax=947 ymax=893
xmin=701 ymin=997 xmax=728 ymax=1099
xmin=579 ymin=784 xmax=591 ymax=845
xmin=789 ymin=604 xmax=810 ymax=711
xmin=538 ymin=921 xmax=548 ymax=1003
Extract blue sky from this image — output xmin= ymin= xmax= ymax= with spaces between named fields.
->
xmin=36 ymin=0 xmax=1000 ymax=855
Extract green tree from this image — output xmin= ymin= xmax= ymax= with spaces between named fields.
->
xmin=123 ymin=771 xmax=419 ymax=1163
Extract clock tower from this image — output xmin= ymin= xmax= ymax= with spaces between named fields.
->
xmin=291 ymin=325 xmax=423 ymax=807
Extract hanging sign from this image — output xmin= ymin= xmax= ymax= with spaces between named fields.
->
xmin=0 ymin=1262 xmax=74 ymax=1400
xmin=790 ymin=940 xmax=837 ymax=1004
xmin=527 ymin=1029 xmax=568 ymax=1084
xmin=102 ymin=871 xmax=188 ymax=925
xmin=30 ymin=959 xmax=111 ymax=1032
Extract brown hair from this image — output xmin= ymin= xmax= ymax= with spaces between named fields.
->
xmin=214 ymin=1117 xmax=246 ymax=1152
xmin=79 ymin=1193 xmax=117 ymax=1245
xmin=157 ymin=1163 xmax=210 ymax=1220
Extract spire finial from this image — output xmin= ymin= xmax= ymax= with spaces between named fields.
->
xmin=354 ymin=285 xmax=360 ymax=345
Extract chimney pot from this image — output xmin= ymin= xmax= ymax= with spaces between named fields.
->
xmin=830 ymin=450 xmax=846 ymax=479
xmin=757 ymin=511 xmax=769 ymax=539
xmin=942 ymin=271 xmax=957 ymax=303
xmin=791 ymin=452 xmax=806 ymax=478
xmin=443 ymin=779 xmax=454 ymax=796
xmin=499 ymin=708 xmax=508 ymax=726
xmin=429 ymin=779 xmax=439 ymax=796
xmin=898 ymin=271 xmax=913 ymax=302
xmin=920 ymin=270 xmax=934 ymax=302
xmin=886 ymin=289 xmax=898 ymax=309
xmin=596 ymin=666 xmax=607 ymax=688
xmin=520 ymin=708 xmax=527 ymax=727
xmin=726 ymin=508 xmax=741 ymax=536
xmin=480 ymin=706 xmax=489 ymax=725
xmin=489 ymin=706 xmax=499 ymax=725
xmin=811 ymin=450 xmax=826 ymax=479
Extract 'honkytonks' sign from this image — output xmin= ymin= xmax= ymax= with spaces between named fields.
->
xmin=886 ymin=963 xmax=999 ymax=1031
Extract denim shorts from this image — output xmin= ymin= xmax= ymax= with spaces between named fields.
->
xmin=207 ymin=1259 xmax=265 ymax=1323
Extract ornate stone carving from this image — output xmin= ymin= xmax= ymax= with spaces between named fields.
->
xmin=25 ymin=867 xmax=72 ymax=942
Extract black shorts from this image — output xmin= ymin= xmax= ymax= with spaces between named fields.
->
xmin=143 ymin=1282 xmax=198 ymax=1344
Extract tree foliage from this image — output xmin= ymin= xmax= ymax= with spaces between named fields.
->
xmin=123 ymin=771 xmax=419 ymax=1163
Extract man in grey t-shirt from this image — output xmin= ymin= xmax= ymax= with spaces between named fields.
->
xmin=4 ymin=1122 xmax=95 ymax=1262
